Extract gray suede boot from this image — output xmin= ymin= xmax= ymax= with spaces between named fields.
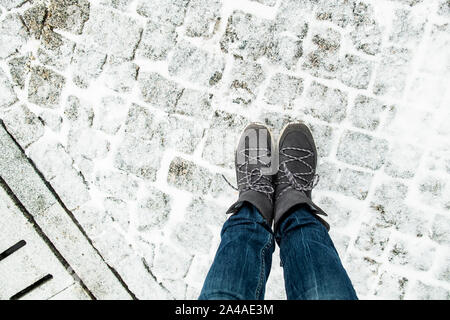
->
xmin=274 ymin=122 xmax=329 ymax=232
xmin=225 ymin=123 xmax=275 ymax=227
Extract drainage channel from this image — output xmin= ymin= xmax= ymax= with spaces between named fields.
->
xmin=0 ymin=121 xmax=133 ymax=299
xmin=0 ymin=185 xmax=89 ymax=300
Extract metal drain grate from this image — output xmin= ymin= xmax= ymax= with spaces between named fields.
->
xmin=0 ymin=240 xmax=27 ymax=262
xmin=0 ymin=186 xmax=89 ymax=300
xmin=0 ymin=122 xmax=133 ymax=300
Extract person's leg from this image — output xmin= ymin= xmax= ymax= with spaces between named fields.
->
xmin=199 ymin=203 xmax=275 ymax=300
xmin=276 ymin=205 xmax=358 ymax=300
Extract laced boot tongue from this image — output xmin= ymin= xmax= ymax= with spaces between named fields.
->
xmin=283 ymin=162 xmax=300 ymax=190
xmin=244 ymin=167 xmax=274 ymax=195
xmin=277 ymin=146 xmax=319 ymax=195
xmin=223 ymin=152 xmax=274 ymax=197
xmin=282 ymin=162 xmax=319 ymax=192
xmin=234 ymin=129 xmax=273 ymax=196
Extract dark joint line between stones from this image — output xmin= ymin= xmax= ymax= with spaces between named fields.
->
xmin=130 ymin=27 xmax=144 ymax=61
xmin=141 ymin=257 xmax=172 ymax=297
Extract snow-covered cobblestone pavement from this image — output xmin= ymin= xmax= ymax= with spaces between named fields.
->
xmin=0 ymin=0 xmax=449 ymax=299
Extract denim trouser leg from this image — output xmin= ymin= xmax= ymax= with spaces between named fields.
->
xmin=199 ymin=204 xmax=275 ymax=300
xmin=276 ymin=205 xmax=358 ymax=300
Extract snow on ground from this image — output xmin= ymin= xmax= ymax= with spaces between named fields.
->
xmin=0 ymin=0 xmax=449 ymax=299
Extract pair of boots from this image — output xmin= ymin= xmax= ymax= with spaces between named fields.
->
xmin=226 ymin=122 xmax=329 ymax=232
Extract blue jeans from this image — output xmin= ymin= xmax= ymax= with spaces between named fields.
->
xmin=199 ymin=204 xmax=357 ymax=300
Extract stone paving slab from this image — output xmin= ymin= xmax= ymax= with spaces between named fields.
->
xmin=0 ymin=0 xmax=449 ymax=299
